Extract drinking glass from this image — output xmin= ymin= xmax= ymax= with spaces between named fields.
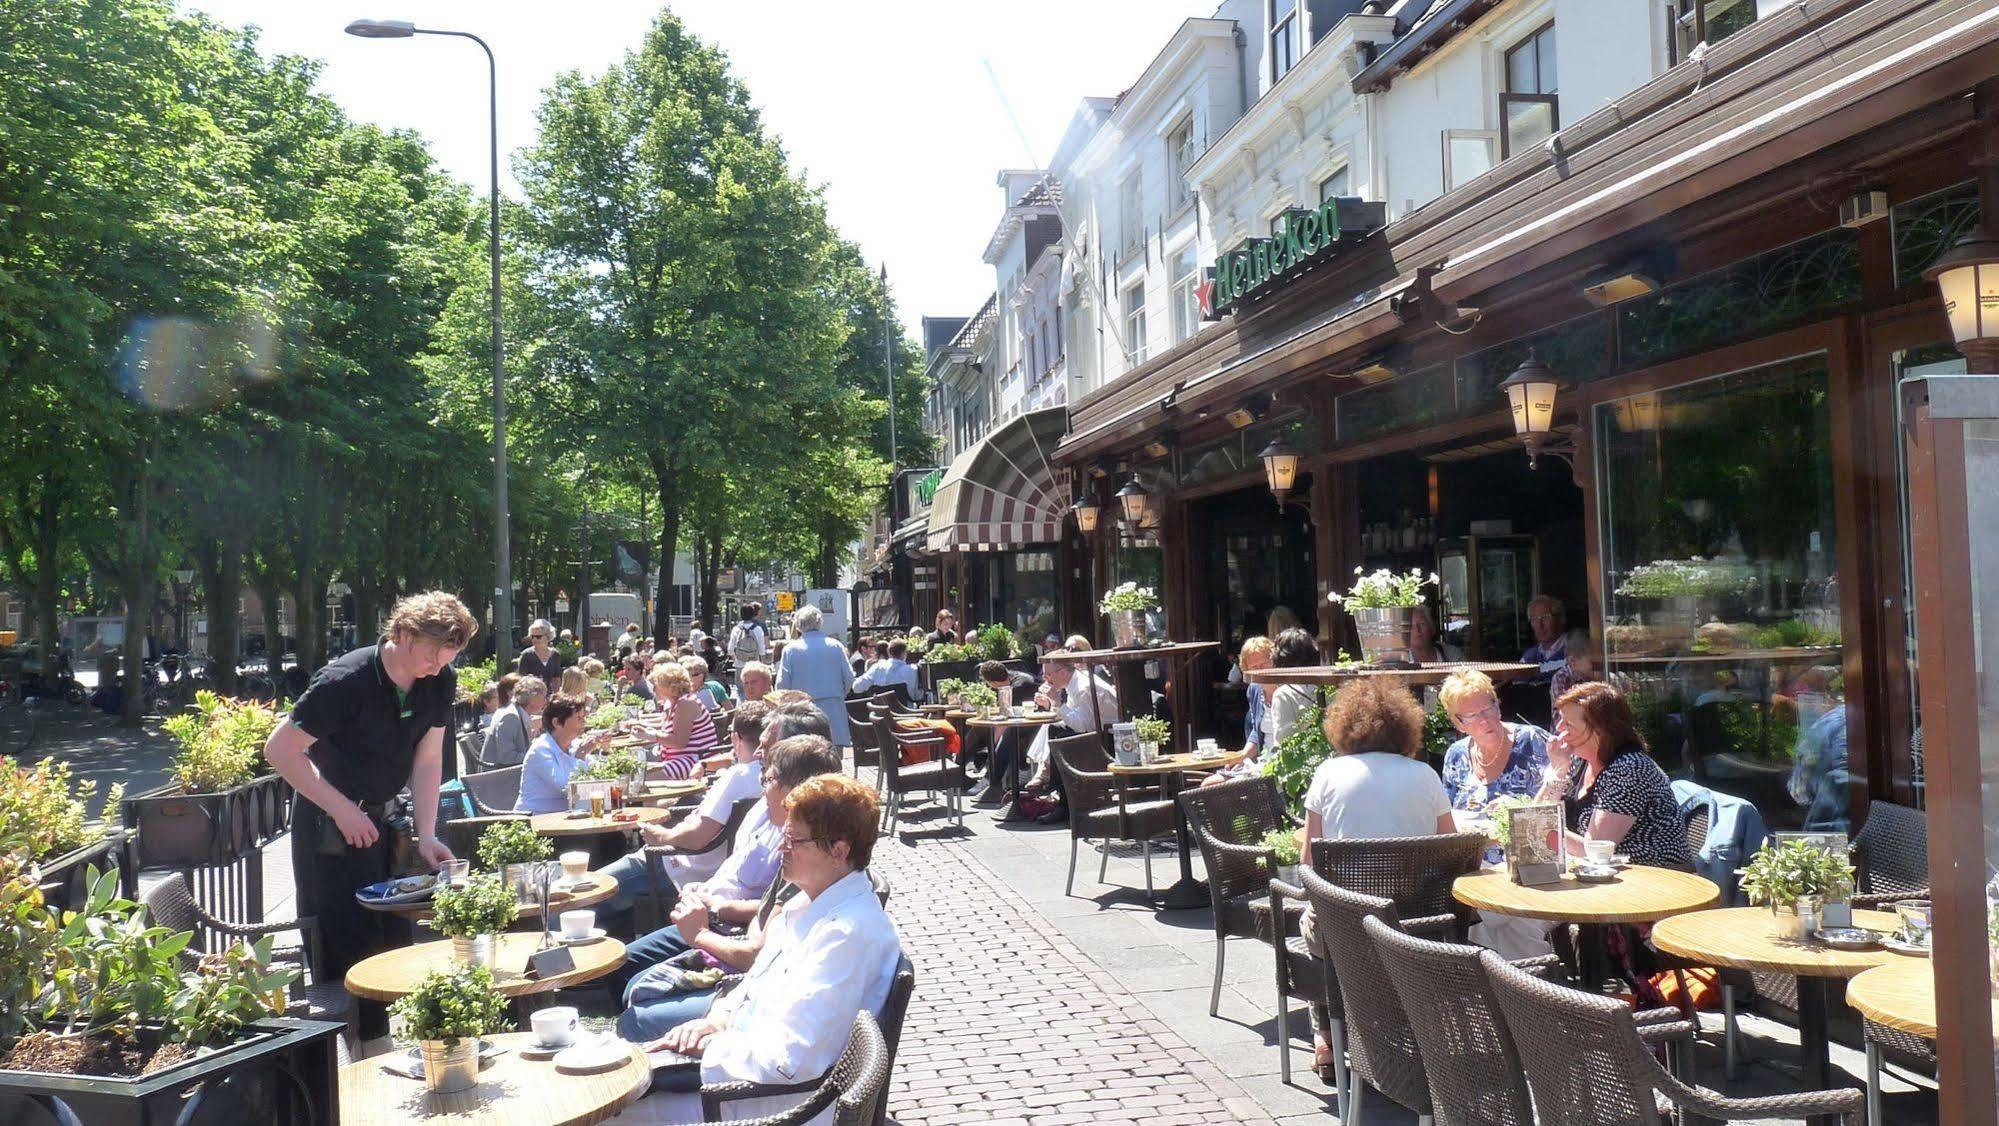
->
xmin=588 ymin=793 xmax=606 ymax=818
xmin=1895 ymin=900 xmax=1933 ymax=946
xmin=440 ymin=859 xmax=470 ymax=886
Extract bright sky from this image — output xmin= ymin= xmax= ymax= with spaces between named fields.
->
xmin=187 ymin=1 xmax=1196 ymax=337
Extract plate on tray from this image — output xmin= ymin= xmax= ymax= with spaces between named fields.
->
xmin=1882 ymin=935 xmax=1931 ymax=957
xmin=1813 ymin=927 xmax=1886 ymax=951
xmin=356 ymin=874 xmax=438 ymax=906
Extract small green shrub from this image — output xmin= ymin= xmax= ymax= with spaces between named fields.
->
xmin=389 ymin=965 xmax=511 ymax=1046
xmin=1133 ymin=715 xmax=1171 ymax=745
xmin=429 ymin=875 xmax=519 ymax=938
xmin=160 ymin=692 xmax=280 ymax=794
xmin=475 ymin=820 xmax=551 ymax=870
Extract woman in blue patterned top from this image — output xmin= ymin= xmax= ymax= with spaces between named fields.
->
xmin=1437 ymin=669 xmax=1551 ymax=811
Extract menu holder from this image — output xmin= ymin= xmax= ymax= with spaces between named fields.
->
xmin=1505 ymin=802 xmax=1565 ymax=887
xmin=526 ymin=943 xmax=576 ymax=980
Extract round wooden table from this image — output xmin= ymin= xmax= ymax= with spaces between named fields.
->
xmin=529 ymin=806 xmax=670 ymax=838
xmin=622 ymin=778 xmax=707 ymax=807
xmin=1452 ymin=865 xmax=1720 ymax=925
xmin=1846 ymin=958 xmax=1946 ymax=1039
xmin=337 ymin=1031 xmax=649 ymax=1126
xmin=358 ymin=872 xmax=619 ymax=922
xmin=1245 ymin=660 xmax=1540 ymax=687
xmin=1653 ymin=906 xmax=1900 ymax=1125
xmin=344 ymin=932 xmax=627 ymax=1003
xmin=966 ymin=712 xmax=1061 ymax=821
xmin=1106 ymin=750 xmax=1247 ymax=910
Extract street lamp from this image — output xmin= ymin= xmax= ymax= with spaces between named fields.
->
xmin=346 ymin=16 xmax=513 ymax=656
xmin=1926 ymin=231 xmax=1999 ymax=372
xmin=1257 ymin=437 xmax=1301 ymax=506
xmin=1073 ymin=490 xmax=1100 ymax=534
xmin=1115 ymin=475 xmax=1150 ymax=526
xmin=1498 ymin=348 xmax=1565 ymax=468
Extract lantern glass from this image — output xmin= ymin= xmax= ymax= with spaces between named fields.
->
xmin=1263 ymin=450 xmax=1299 ymax=495
xmin=1936 ymin=259 xmax=1999 ymax=346
xmin=1116 ymin=479 xmax=1149 ymax=524
xmin=1504 ymin=375 xmax=1558 ymax=435
xmin=1075 ymin=501 xmax=1100 ymax=533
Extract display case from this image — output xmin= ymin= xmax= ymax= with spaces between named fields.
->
xmin=1437 ymin=535 xmax=1540 ymax=661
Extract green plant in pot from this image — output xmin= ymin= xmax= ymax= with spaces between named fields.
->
xmin=972 ymin=623 xmax=1019 ymax=662
xmin=572 ymin=746 xmax=645 ymax=785
xmin=159 ymin=692 xmax=281 ymax=795
xmin=958 ymin=681 xmax=1000 ymax=716
xmin=1739 ymin=838 xmax=1854 ymax=941
xmin=1260 ymin=827 xmax=1303 ymax=885
xmin=1099 ymin=582 xmax=1159 ymax=648
xmin=454 ymin=658 xmax=498 ymax=704
xmin=1261 ymin=703 xmax=1330 ymax=821
xmin=1327 ymin=567 xmax=1436 ymax=665
xmin=388 ymin=964 xmax=510 ymax=1093
xmin=935 ymin=678 xmax=973 ymax=708
xmin=0 ymin=760 xmax=121 ymax=863
xmin=1133 ymin=715 xmax=1171 ymax=762
xmin=474 ymin=820 xmax=551 ymax=898
xmin=429 ymin=875 xmax=519 ymax=969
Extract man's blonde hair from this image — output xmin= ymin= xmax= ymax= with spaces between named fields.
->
xmin=385 ymin=591 xmax=477 ymax=649
xmin=1437 ymin=669 xmax=1497 ymax=716
xmin=1240 ymin=636 xmax=1276 ymax=663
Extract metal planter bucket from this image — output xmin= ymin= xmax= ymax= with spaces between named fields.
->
xmin=1350 ymin=606 xmax=1415 ymax=665
xmin=420 ymin=1038 xmax=480 ymax=1093
xmin=1107 ymin=610 xmax=1146 ymax=649
xmin=451 ymin=934 xmax=496 ymax=969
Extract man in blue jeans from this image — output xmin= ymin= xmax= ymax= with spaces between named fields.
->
xmin=604 ymin=703 xmax=835 ymax=1004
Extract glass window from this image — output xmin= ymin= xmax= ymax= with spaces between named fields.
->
xmin=1673 ymin=0 xmax=1757 ymax=63
xmin=1893 ymin=344 xmax=1965 ymax=809
xmin=1122 ymin=282 xmax=1148 ymax=366
xmin=1597 ymin=357 xmax=1848 ymax=833
xmin=1170 ymin=244 xmax=1200 ymax=344
xmin=1501 ymin=22 xmax=1559 ymax=158
xmin=1319 ymin=166 xmax=1350 ymax=203
xmin=1444 ymin=130 xmax=1497 ymax=192
xmin=1167 ymin=119 xmax=1196 ymax=212
xmin=997 ymin=549 xmax=1058 ymax=640
xmin=1118 ymin=173 xmax=1143 ymax=255
xmin=1271 ymin=0 xmax=1299 ymax=83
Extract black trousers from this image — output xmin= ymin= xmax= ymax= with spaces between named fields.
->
xmin=292 ymin=801 xmax=408 ymax=1037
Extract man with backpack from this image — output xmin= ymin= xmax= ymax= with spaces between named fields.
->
xmin=725 ymin=604 xmax=768 ymax=691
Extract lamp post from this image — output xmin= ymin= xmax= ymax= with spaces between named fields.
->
xmin=346 ymin=17 xmax=512 ymax=656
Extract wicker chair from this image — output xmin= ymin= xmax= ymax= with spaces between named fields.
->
xmin=879 ymin=724 xmax=966 ymax=834
xmin=1306 ymin=872 xmax=1452 ymax=1123
xmin=1484 ymin=950 xmax=1864 ymax=1125
xmin=442 ymin=814 xmax=527 ymax=864
xmin=846 ymin=698 xmax=881 ymax=783
xmin=1852 ymin=800 xmax=1928 ymax=908
xmin=702 ymin=956 xmax=914 ymax=1126
xmin=140 ymin=873 xmax=357 ymax=1055
xmin=1369 ymin=916 xmax=1699 ymax=1126
xmin=1053 ymin=734 xmax=1177 ymax=898
xmin=634 ymin=796 xmax=761 ymax=931
xmin=1863 ymin=1018 xmax=1934 ymax=1126
xmin=460 ymin=764 xmax=522 ymax=815
xmin=1177 ymin=776 xmax=1300 ymax=1015
xmin=456 ymin=729 xmax=487 ymax=775
xmin=702 ymin=1012 xmax=889 ymax=1126
xmin=1311 ymin=832 xmax=1490 ymax=938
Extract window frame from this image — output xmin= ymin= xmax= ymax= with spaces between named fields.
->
xmin=1499 ymin=20 xmax=1559 ymax=159
xmin=1443 ymin=129 xmax=1499 ymax=191
xmin=1117 ymin=172 xmax=1144 ymax=256
xmin=1669 ymin=0 xmax=1758 ymax=64
xmin=1318 ymin=164 xmax=1351 ymax=204
xmin=1122 ymin=280 xmax=1149 ymax=367
xmin=1165 ymin=117 xmax=1197 ymax=214
xmin=1269 ymin=0 xmax=1300 ymax=84
xmin=1169 ymin=243 xmax=1201 ymax=344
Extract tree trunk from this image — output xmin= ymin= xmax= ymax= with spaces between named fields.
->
xmin=192 ymin=532 xmax=243 ymax=695
xmin=32 ymin=487 xmax=60 ymax=673
xmin=252 ymin=565 xmax=285 ymax=677
xmin=650 ymin=451 xmax=680 ymax=648
xmin=117 ymin=461 xmax=155 ymax=728
xmin=290 ymin=567 xmax=324 ymax=676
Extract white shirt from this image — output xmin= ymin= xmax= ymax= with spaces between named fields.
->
xmin=1304 ymin=753 xmax=1451 ymax=840
xmin=698 ymin=870 xmax=902 ymax=1121
xmin=853 ymin=657 xmax=922 ymax=700
xmin=666 ymin=759 xmax=763 ymax=887
xmin=1054 ymin=672 xmax=1119 ymax=732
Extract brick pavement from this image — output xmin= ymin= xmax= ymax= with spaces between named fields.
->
xmin=871 ymin=833 xmax=1277 ymax=1125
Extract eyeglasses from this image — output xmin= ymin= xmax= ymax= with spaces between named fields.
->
xmin=1452 ymin=705 xmax=1503 ymax=725
xmin=779 ymin=830 xmax=835 ymax=851
xmin=1527 ymin=614 xmax=1555 ymax=625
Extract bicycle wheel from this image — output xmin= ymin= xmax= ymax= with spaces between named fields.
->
xmin=0 ymin=700 xmax=34 ymax=754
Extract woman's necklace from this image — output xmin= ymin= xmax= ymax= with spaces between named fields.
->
xmin=1471 ymin=734 xmax=1510 ymax=783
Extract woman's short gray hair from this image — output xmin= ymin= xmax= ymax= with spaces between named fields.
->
xmin=793 ymin=605 xmax=824 ymax=632
xmin=528 ymin=619 xmax=555 ymax=639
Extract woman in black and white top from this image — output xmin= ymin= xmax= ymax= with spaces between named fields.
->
xmin=1536 ymin=680 xmax=1691 ymax=869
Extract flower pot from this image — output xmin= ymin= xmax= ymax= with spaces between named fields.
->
xmin=451 ymin=934 xmax=497 ymax=969
xmin=1138 ymin=740 xmax=1160 ymax=766
xmin=0 ymin=1019 xmax=342 ymax=1126
xmin=1820 ymin=899 xmax=1853 ymax=929
xmin=1106 ymin=610 xmax=1147 ymax=649
xmin=1350 ymin=606 xmax=1415 ymax=665
xmin=500 ymin=862 xmax=544 ymax=900
xmin=1771 ymin=900 xmax=1818 ymax=942
xmin=420 ymin=1038 xmax=480 ymax=1093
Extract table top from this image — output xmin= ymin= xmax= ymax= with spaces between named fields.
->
xmin=345 ymin=932 xmax=627 ymax=1003
xmin=1453 ymin=865 xmax=1720 ymax=924
xmin=622 ymin=779 xmax=707 ymax=807
xmin=1651 ymin=907 xmax=1902 ymax=977
xmin=360 ymin=872 xmax=619 ymax=921
xmin=966 ymin=712 xmax=1061 ymax=729
xmin=1062 ymin=641 xmax=1220 ymax=663
xmin=1247 ymin=661 xmax=1539 ymax=687
xmin=1607 ymin=646 xmax=1842 ymax=667
xmin=337 ymin=1031 xmax=649 ymax=1126
xmin=530 ymin=806 xmax=671 ymax=837
xmin=1107 ymin=749 xmax=1246 ymax=777
xmin=1845 ymin=958 xmax=1953 ymax=1039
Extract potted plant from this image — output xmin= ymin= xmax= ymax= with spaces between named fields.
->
xmin=388 ymin=965 xmax=510 ymax=1094
xmin=934 ymin=678 xmax=971 ymax=708
xmin=1327 ymin=567 xmax=1437 ymax=665
xmin=1738 ymin=838 xmax=1855 ymax=941
xmin=475 ymin=819 xmax=552 ymax=898
xmin=1133 ymin=715 xmax=1171 ymax=764
xmin=429 ymin=875 xmax=518 ymax=969
xmin=1260 ymin=703 xmax=1331 ymax=819
xmin=0 ymin=859 xmax=339 ymax=1124
xmin=1 ymin=761 xmax=124 ymax=914
xmin=1259 ymin=828 xmax=1303 ymax=886
xmin=958 ymin=682 xmax=1000 ymax=718
xmin=126 ymin=692 xmax=289 ymax=879
xmin=1100 ymin=583 xmax=1160 ymax=649
xmin=573 ymin=746 xmax=647 ymax=803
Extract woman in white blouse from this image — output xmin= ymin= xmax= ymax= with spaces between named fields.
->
xmin=630 ymin=772 xmax=902 ymax=1125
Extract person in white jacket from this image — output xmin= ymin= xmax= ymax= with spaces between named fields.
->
xmin=620 ymin=772 xmax=901 ymax=1125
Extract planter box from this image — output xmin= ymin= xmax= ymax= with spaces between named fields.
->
xmin=121 ymin=774 xmax=293 ymax=873
xmin=917 ymin=658 xmax=1031 ymax=694
xmin=34 ymin=832 xmax=125 ymax=916
xmin=0 ymin=1018 xmax=342 ymax=1126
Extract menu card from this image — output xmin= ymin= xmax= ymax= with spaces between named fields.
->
xmin=1505 ymin=802 xmax=1565 ymax=887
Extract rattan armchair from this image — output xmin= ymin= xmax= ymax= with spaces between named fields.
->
xmin=1053 ymin=734 xmax=1176 ymax=898
xmin=1485 ymin=950 xmax=1864 ymax=1125
xmin=1177 ymin=775 xmax=1300 ymax=1016
xmin=1852 ymin=800 xmax=1928 ymax=909
xmin=701 ymin=1011 xmax=889 ymax=1126
xmin=1309 ymin=832 xmax=1490 ymax=939
xmin=140 ymin=872 xmax=356 ymax=1054
xmin=460 ymin=764 xmax=522 ymax=815
xmin=880 ymin=724 xmax=966 ymax=834
xmin=846 ymin=698 xmax=881 ymax=784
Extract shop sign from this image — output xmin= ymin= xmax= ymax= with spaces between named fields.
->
xmin=1200 ymin=196 xmax=1386 ymax=320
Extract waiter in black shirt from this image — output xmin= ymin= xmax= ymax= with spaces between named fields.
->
xmin=263 ymin=591 xmax=471 ymax=1008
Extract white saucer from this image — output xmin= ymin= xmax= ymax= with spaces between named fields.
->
xmin=556 ymin=877 xmax=597 ymax=893
xmin=549 ymin=927 xmax=608 ymax=945
xmin=1882 ymin=935 xmax=1931 ymax=957
xmin=553 ymin=1036 xmax=629 ymax=1074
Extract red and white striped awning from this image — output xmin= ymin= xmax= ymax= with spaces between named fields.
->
xmin=925 ymin=407 xmax=1069 ymax=553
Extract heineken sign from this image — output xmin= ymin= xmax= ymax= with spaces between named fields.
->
xmin=1199 ymin=196 xmax=1386 ymax=320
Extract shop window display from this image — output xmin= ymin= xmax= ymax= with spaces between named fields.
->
xmin=1596 ymin=356 xmax=1847 ymax=831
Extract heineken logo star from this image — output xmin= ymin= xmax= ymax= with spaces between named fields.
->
xmin=1194 ymin=279 xmax=1215 ymax=319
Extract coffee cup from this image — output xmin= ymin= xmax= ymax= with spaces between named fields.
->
xmin=559 ymin=851 xmax=590 ymax=882
xmin=560 ymin=909 xmax=595 ymax=940
xmin=1584 ymin=840 xmax=1616 ymax=865
xmin=530 ymin=1006 xmax=578 ymax=1048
